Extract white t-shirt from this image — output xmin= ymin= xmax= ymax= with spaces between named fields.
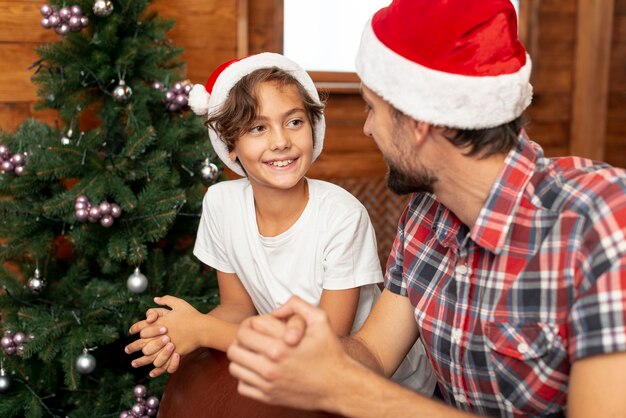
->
xmin=193 ymin=178 xmax=436 ymax=394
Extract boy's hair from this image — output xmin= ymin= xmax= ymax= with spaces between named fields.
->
xmin=206 ymin=67 xmax=325 ymax=153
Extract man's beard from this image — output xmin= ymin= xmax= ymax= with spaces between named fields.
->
xmin=386 ymin=160 xmax=436 ymax=195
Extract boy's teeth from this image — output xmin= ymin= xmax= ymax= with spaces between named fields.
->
xmin=269 ymin=159 xmax=293 ymax=167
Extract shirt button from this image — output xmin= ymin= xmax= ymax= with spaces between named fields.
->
xmin=451 ymin=329 xmax=462 ymax=343
xmin=454 ymin=264 xmax=469 ymax=275
xmin=517 ymin=342 xmax=529 ymax=354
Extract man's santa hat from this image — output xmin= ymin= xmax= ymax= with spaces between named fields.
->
xmin=188 ymin=52 xmax=325 ymax=177
xmin=356 ymin=0 xmax=533 ymax=129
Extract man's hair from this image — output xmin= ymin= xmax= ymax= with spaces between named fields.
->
xmin=391 ymin=107 xmax=526 ymax=158
xmin=206 ymin=67 xmax=325 ymax=152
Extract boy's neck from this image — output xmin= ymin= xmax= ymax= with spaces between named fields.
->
xmin=251 ymin=178 xmax=309 ymax=237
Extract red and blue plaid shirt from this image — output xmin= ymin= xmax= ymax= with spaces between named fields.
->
xmin=385 ymin=133 xmax=626 ymax=417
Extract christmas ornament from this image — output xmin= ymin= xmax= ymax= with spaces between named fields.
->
xmin=200 ymin=158 xmax=219 ymax=182
xmin=76 ymin=349 xmax=96 ymax=374
xmin=163 ymin=80 xmax=192 ymax=112
xmin=39 ymin=4 xmax=88 ymax=35
xmin=1 ymin=329 xmax=31 ymax=356
xmin=74 ymin=196 xmax=122 ymax=227
xmin=0 ymin=368 xmax=10 ymax=394
xmin=120 ymin=385 xmax=160 ymax=417
xmin=27 ymin=268 xmax=46 ymax=293
xmin=0 ymin=144 xmax=27 ymax=176
xmin=92 ymin=0 xmax=114 ymax=17
xmin=127 ymin=267 xmax=148 ymax=294
xmin=113 ymin=80 xmax=133 ymax=103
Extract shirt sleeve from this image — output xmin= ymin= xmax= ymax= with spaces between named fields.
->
xmin=385 ymin=203 xmax=409 ymax=296
xmin=321 ymin=205 xmax=383 ymax=290
xmin=193 ymin=186 xmax=235 ymax=273
xmin=569 ymin=240 xmax=626 ymax=361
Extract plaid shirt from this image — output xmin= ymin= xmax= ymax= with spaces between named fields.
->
xmin=385 ymin=133 xmax=626 ymax=417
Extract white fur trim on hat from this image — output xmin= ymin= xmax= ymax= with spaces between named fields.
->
xmin=355 ymin=21 xmax=533 ymax=129
xmin=204 ymin=53 xmax=325 ymax=177
xmin=188 ymin=84 xmax=211 ymax=116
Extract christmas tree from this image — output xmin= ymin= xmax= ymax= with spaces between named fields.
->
xmin=0 ymin=1 xmax=221 ymax=416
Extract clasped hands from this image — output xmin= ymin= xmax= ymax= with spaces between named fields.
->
xmin=125 ymin=295 xmax=204 ymax=378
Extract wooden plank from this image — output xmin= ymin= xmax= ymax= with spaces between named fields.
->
xmin=308 ymin=152 xmax=387 ymax=179
xmin=525 ymin=121 xmax=570 ymax=147
xmin=0 ymin=102 xmax=57 ymax=132
xmin=0 ymin=43 xmax=42 ymax=102
xmin=526 ymin=93 xmax=572 ymax=122
xmin=570 ymin=0 xmax=614 ymax=160
xmin=0 ymin=1 xmax=56 ymax=43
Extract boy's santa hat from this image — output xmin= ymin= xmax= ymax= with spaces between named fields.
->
xmin=356 ymin=0 xmax=533 ymax=129
xmin=188 ymin=52 xmax=325 ymax=177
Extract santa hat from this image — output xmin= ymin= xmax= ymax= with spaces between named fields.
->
xmin=355 ymin=0 xmax=533 ymax=129
xmin=188 ymin=52 xmax=325 ymax=177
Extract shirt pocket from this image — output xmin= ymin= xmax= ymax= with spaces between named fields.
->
xmin=483 ymin=321 xmax=569 ymax=416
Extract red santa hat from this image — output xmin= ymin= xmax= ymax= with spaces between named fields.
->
xmin=188 ymin=52 xmax=325 ymax=177
xmin=355 ymin=0 xmax=533 ymax=129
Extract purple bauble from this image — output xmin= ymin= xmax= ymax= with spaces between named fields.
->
xmin=76 ymin=195 xmax=89 ymax=204
xmin=119 ymin=411 xmax=130 ymax=418
xmin=152 ymin=81 xmax=164 ymax=91
xmin=172 ymin=82 xmax=184 ymax=93
xmin=48 ymin=14 xmax=60 ymax=27
xmin=0 ymin=144 xmax=8 ymax=158
xmin=98 ymin=201 xmax=111 ymax=215
xmin=1 ymin=160 xmax=14 ymax=172
xmin=4 ymin=345 xmax=16 ymax=355
xmin=1 ymin=335 xmax=13 ymax=348
xmin=40 ymin=4 xmax=54 ymax=18
xmin=184 ymin=83 xmax=193 ymax=94
xmin=131 ymin=403 xmax=145 ymax=416
xmin=58 ymin=7 xmax=71 ymax=22
xmin=75 ymin=201 xmax=88 ymax=211
xmin=145 ymin=396 xmax=159 ymax=409
xmin=133 ymin=384 xmax=147 ymax=398
xmin=70 ymin=5 xmax=82 ymax=17
xmin=14 ymin=165 xmax=25 ymax=176
xmin=167 ymin=102 xmax=180 ymax=112
xmin=100 ymin=215 xmax=114 ymax=228
xmin=175 ymin=94 xmax=188 ymax=106
xmin=10 ymin=153 xmax=24 ymax=166
xmin=68 ymin=16 xmax=82 ymax=31
xmin=15 ymin=345 xmax=24 ymax=356
xmin=75 ymin=208 xmax=89 ymax=221
xmin=164 ymin=90 xmax=175 ymax=103
xmin=110 ymin=204 xmax=122 ymax=218
xmin=146 ymin=408 xmax=157 ymax=417
xmin=41 ymin=18 xmax=53 ymax=29
xmin=55 ymin=23 xmax=70 ymax=35
xmin=12 ymin=332 xmax=25 ymax=345
xmin=88 ymin=206 xmax=101 ymax=219
xmin=80 ymin=16 xmax=89 ymax=27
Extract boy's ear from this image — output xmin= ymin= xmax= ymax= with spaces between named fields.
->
xmin=228 ymin=150 xmax=237 ymax=162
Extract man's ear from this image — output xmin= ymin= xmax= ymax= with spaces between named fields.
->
xmin=409 ymin=119 xmax=432 ymax=146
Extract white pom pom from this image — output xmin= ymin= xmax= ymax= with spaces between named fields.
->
xmin=188 ymin=84 xmax=211 ymax=116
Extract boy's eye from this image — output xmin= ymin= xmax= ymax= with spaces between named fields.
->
xmin=249 ymin=125 xmax=265 ymax=134
xmin=287 ymin=118 xmax=304 ymax=127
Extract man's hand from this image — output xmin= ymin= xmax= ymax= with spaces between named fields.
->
xmin=227 ymin=296 xmax=354 ymax=412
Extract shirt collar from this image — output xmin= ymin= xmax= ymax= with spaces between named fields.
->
xmin=469 ymin=131 xmax=541 ymax=254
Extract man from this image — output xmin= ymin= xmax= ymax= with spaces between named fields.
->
xmin=226 ymin=0 xmax=626 ymax=416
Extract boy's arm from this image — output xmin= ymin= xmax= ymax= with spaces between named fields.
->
xmin=319 ymin=288 xmax=361 ymax=336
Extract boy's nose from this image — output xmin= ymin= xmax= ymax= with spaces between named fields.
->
xmin=269 ymin=129 xmax=290 ymax=150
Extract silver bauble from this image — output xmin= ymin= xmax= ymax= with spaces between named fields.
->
xmin=112 ymin=80 xmax=132 ymax=103
xmin=127 ymin=267 xmax=148 ymax=294
xmin=0 ymin=369 xmax=10 ymax=393
xmin=92 ymin=0 xmax=114 ymax=17
xmin=27 ymin=269 xmax=46 ymax=294
xmin=76 ymin=351 xmax=96 ymax=374
xmin=201 ymin=161 xmax=219 ymax=181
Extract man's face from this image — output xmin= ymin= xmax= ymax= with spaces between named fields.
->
xmin=361 ymin=84 xmax=436 ymax=195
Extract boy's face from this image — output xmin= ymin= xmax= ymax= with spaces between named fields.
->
xmin=230 ymin=81 xmax=313 ymax=191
